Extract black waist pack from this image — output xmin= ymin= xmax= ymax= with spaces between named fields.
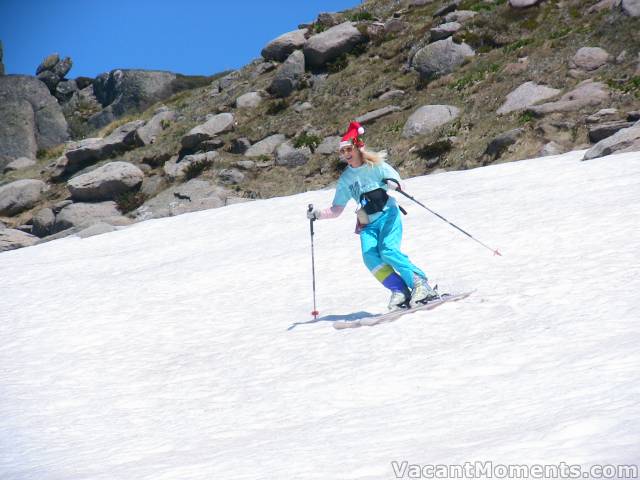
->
xmin=360 ymin=188 xmax=389 ymax=215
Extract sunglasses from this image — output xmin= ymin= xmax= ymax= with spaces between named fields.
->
xmin=339 ymin=145 xmax=354 ymax=156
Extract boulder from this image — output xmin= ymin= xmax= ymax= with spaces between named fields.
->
xmin=570 ymin=47 xmax=610 ymax=71
xmin=3 ymin=157 xmax=36 ymax=173
xmin=379 ymin=89 xmax=405 ymax=101
xmin=36 ymin=54 xmax=73 ymax=93
xmin=434 ymin=1 xmax=461 ymax=16
xmin=245 ymin=134 xmax=286 ymax=157
xmin=64 ymin=120 xmax=145 ymax=174
xmin=275 ymin=142 xmax=311 ymax=167
xmin=303 ymin=22 xmax=367 ymax=69
xmin=36 ymin=54 xmax=59 ymax=75
xmin=163 ymin=151 xmax=218 ymax=180
xmin=586 ymin=108 xmax=620 ymax=123
xmin=32 ymin=207 xmax=56 ymax=237
xmin=484 ymin=128 xmax=524 ymax=159
xmin=136 ymin=107 xmax=176 ymax=145
xmin=76 ymin=222 xmax=117 ymax=239
xmin=430 ymin=22 xmax=462 ymax=41
xmin=235 ymin=91 xmax=263 ymax=108
xmin=509 ymin=0 xmax=544 ymax=6
xmin=53 ymin=201 xmax=130 ymax=233
xmin=622 ymin=0 xmax=640 ymax=16
xmin=67 ymin=161 xmax=144 ymax=201
xmin=261 ymin=29 xmax=308 ymax=62
xmin=269 ymin=51 xmax=305 ymax=98
xmin=234 ymin=160 xmax=256 ymax=170
xmin=0 ymin=100 xmax=37 ymax=161
xmin=411 ymin=38 xmax=475 ymax=81
xmin=316 ymin=136 xmax=341 ymax=155
xmin=384 ymin=19 xmax=408 ymax=34
xmin=528 ymin=80 xmax=610 ymax=115
xmin=497 ymin=81 xmax=561 ymax=115
xmin=132 ymin=179 xmax=236 ymax=220
xmin=90 ymin=69 xmax=178 ymax=128
xmin=587 ymin=0 xmax=621 ymax=13
xmin=139 ymin=175 xmax=167 ymax=198
xmin=316 ymin=12 xmax=343 ymax=28
xmin=402 ymin=105 xmax=461 ymax=138
xmin=253 ymin=61 xmax=278 ymax=77
xmin=355 ymin=106 xmax=402 ymax=124
xmin=293 ymin=101 xmax=313 ymax=113
xmin=588 ymin=120 xmax=636 ymax=143
xmin=55 ymin=79 xmax=79 ymax=103
xmin=364 ymin=22 xmax=386 ymax=42
xmin=0 ymin=229 xmax=38 ymax=252
xmin=220 ymin=71 xmax=244 ymax=92
xmin=539 ymin=141 xmax=565 ymax=157
xmin=218 ymin=168 xmax=246 ymax=184
xmin=0 ymin=75 xmax=69 ymax=158
xmin=0 ymin=179 xmax=47 ymax=216
xmin=444 ymin=10 xmax=478 ymax=22
xmin=181 ymin=113 xmax=235 ymax=150
xmin=583 ymin=122 xmax=640 ymax=160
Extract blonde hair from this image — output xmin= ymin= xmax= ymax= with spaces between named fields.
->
xmin=359 ymin=147 xmax=387 ymax=167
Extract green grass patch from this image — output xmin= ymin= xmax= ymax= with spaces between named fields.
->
xmin=450 ymin=63 xmax=500 ymax=91
xmin=313 ymin=23 xmax=327 ymax=34
xmin=504 ymin=38 xmax=534 ymax=54
xmin=293 ymin=132 xmax=322 ymax=152
xmin=550 ymin=27 xmax=572 ymax=39
xmin=327 ymin=54 xmax=349 ymax=73
xmin=606 ymin=77 xmax=640 ymax=98
xmin=266 ymin=99 xmax=288 ymax=115
xmin=519 ymin=110 xmax=536 ymax=125
xmin=37 ymin=144 xmax=65 ymax=160
xmin=348 ymin=11 xmax=374 ymax=21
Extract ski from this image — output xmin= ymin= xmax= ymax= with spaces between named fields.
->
xmin=332 ymin=291 xmax=474 ymax=330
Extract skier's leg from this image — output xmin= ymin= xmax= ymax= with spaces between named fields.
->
xmin=377 ymin=207 xmax=427 ymax=290
xmin=360 ymin=226 xmax=408 ymax=293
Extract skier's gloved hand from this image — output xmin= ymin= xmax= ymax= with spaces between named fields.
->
xmin=307 ymin=206 xmax=321 ymax=220
xmin=385 ymin=178 xmax=402 ymax=191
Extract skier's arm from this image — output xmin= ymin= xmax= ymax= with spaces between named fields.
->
xmin=311 ymin=175 xmax=349 ymax=220
xmin=316 ymin=205 xmax=345 ymax=219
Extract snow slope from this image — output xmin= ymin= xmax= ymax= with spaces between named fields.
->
xmin=1 ymin=150 xmax=639 ymax=479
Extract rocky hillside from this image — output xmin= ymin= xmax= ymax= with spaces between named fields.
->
xmin=1 ymin=0 xmax=640 ymax=252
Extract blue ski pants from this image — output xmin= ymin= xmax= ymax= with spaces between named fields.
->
xmin=360 ymin=206 xmax=426 ymax=293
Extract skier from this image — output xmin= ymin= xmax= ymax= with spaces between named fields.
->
xmin=307 ymin=121 xmax=437 ymax=311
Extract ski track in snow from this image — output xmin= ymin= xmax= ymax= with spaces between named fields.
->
xmin=1 ymin=150 xmax=639 ymax=479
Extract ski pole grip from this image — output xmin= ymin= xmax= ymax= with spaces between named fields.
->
xmin=308 ymin=204 xmax=316 ymax=228
xmin=384 ymin=178 xmax=402 ymax=191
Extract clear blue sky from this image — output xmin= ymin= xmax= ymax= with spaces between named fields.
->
xmin=1 ymin=0 xmax=360 ymax=78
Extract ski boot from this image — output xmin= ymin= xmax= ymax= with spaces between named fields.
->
xmin=388 ymin=290 xmax=410 ymax=311
xmin=410 ymin=276 xmax=439 ymax=307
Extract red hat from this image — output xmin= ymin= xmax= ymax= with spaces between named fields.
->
xmin=339 ymin=121 xmax=365 ymax=150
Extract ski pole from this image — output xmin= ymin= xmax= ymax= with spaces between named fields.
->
xmin=308 ymin=204 xmax=320 ymax=319
xmin=384 ymin=178 xmax=502 ymax=257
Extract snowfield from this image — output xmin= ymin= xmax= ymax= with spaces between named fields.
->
xmin=1 ymin=150 xmax=639 ymax=479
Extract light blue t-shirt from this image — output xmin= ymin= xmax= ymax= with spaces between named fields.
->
xmin=332 ymin=161 xmax=401 ymax=222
